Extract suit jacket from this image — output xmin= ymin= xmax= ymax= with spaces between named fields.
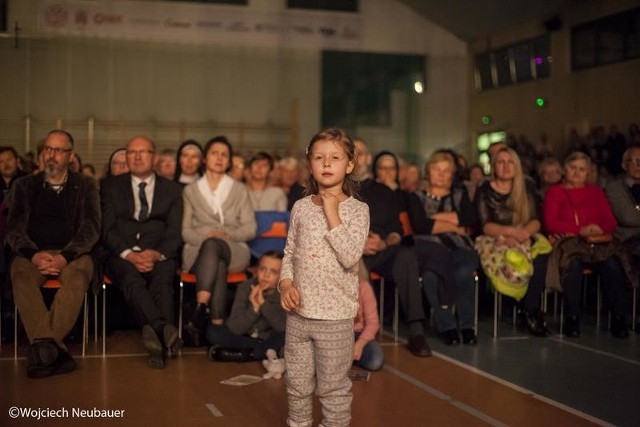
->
xmin=182 ymin=179 xmax=256 ymax=272
xmin=101 ymin=173 xmax=183 ymax=260
xmin=6 ymin=171 xmax=101 ymax=261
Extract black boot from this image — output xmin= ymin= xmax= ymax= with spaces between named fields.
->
xmin=186 ymin=303 xmax=208 ymax=347
xmin=208 ymin=346 xmax=255 ymax=362
xmin=563 ymin=316 xmax=580 ymax=338
xmin=610 ymin=315 xmax=629 ymax=339
xmin=520 ymin=309 xmax=549 ymax=337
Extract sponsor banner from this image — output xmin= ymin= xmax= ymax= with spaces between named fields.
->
xmin=37 ymin=0 xmax=361 ymax=48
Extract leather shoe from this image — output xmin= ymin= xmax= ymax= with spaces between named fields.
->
xmin=440 ymin=329 xmax=460 ymax=346
xmin=186 ymin=304 xmax=208 ymax=347
xmin=521 ymin=309 xmax=549 ymax=337
xmin=610 ymin=316 xmax=629 ymax=339
xmin=563 ymin=316 xmax=580 ymax=338
xmin=208 ymin=346 xmax=255 ymax=362
xmin=461 ymin=328 xmax=478 ymax=346
xmin=142 ymin=325 xmax=164 ymax=369
xmin=26 ymin=341 xmax=76 ymax=379
xmin=163 ymin=324 xmax=182 ymax=357
xmin=407 ymin=335 xmax=432 ymax=357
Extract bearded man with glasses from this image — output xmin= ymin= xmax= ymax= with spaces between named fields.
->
xmin=6 ymin=129 xmax=100 ymax=378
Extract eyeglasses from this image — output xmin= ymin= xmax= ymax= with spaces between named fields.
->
xmin=43 ymin=145 xmax=72 ymax=155
xmin=126 ymin=149 xmax=155 ymax=157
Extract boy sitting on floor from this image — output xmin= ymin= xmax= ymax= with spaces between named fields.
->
xmin=207 ymin=250 xmax=285 ymax=362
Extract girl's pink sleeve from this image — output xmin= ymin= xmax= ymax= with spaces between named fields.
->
xmin=594 ymin=186 xmax=617 ymax=234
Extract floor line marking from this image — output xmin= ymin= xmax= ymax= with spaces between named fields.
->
xmin=434 ymin=352 xmax=615 ymax=427
xmin=205 ymin=403 xmax=223 ymax=417
xmin=383 ymin=364 xmax=509 ymax=427
xmin=548 ymin=336 xmax=640 ymax=366
xmin=382 ymin=333 xmax=613 ymax=426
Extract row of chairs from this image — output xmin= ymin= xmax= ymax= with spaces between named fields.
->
xmin=5 ymin=212 xmax=290 ymax=358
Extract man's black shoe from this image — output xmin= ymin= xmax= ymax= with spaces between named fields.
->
xmin=26 ymin=341 xmax=76 ymax=379
xmin=407 ymin=335 xmax=432 ymax=357
xmin=163 ymin=324 xmax=182 ymax=357
xmin=142 ymin=325 xmax=164 ymax=369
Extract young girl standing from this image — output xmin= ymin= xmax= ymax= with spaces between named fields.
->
xmin=279 ymin=128 xmax=369 ymax=427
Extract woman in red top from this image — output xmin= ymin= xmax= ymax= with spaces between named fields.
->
xmin=543 ymin=152 xmax=628 ymax=338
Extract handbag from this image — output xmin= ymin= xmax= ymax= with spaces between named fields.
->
xmin=563 ymin=187 xmax=612 ymax=245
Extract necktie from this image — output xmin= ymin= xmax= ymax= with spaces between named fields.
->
xmin=139 ymin=182 xmax=149 ymax=222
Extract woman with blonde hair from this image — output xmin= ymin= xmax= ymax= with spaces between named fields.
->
xmin=475 ymin=147 xmax=551 ymax=336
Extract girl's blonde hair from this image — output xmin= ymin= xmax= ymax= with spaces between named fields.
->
xmin=492 ymin=147 xmax=531 ymax=226
xmin=304 ymin=128 xmax=358 ymax=197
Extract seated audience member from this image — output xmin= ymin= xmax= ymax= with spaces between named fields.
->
xmin=0 ymin=146 xmax=27 ymax=204
xmin=246 ymin=151 xmax=287 ymax=212
xmin=206 ymin=250 xmax=285 ymax=362
xmin=400 ymin=161 xmax=423 ymax=193
xmin=69 ymin=153 xmax=82 ymax=174
xmin=475 ymin=147 xmax=551 ymax=336
xmin=155 ymin=148 xmax=176 ymax=180
xmin=353 ymin=275 xmax=383 ymax=371
xmin=408 ymin=152 xmax=480 ymax=346
xmin=7 ymin=129 xmax=100 ymax=378
xmin=182 ymin=136 xmax=257 ymax=346
xmin=606 ymin=146 xmax=640 ymax=262
xmin=81 ymin=163 xmax=96 ymax=179
xmin=536 ymin=157 xmax=563 ymax=198
xmin=278 ymin=156 xmax=300 ymax=196
xmin=105 ymin=148 xmax=129 ymax=178
xmin=544 ymin=152 xmax=634 ymax=338
xmin=101 ymin=136 xmax=183 ymax=369
xmin=174 ymin=140 xmax=203 ymax=186
xmin=229 ymin=153 xmax=246 ymax=182
xmin=464 ymin=163 xmax=485 ymax=202
xmin=355 ymin=140 xmax=430 ymax=358
xmin=373 ymin=150 xmax=411 ymax=211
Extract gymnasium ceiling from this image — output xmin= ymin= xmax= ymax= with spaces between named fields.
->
xmin=398 ymin=0 xmax=579 ymax=41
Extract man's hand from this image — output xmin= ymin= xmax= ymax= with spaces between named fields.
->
xmin=363 ymin=232 xmax=386 ymax=256
xmin=32 ymin=252 xmax=57 ymax=275
xmin=125 ymin=249 xmax=161 ymax=273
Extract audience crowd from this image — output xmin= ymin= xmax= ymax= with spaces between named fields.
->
xmin=0 ymin=120 xmax=639 ymax=380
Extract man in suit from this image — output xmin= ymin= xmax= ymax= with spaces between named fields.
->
xmin=101 ymin=136 xmax=183 ymax=368
xmin=7 ymin=129 xmax=100 ymax=378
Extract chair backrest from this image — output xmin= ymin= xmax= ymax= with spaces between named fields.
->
xmin=249 ymin=211 xmax=291 ymax=259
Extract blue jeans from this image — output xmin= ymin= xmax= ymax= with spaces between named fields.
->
xmin=206 ymin=324 xmax=285 ymax=359
xmin=422 ymin=247 xmax=479 ymax=332
xmin=353 ymin=332 xmax=384 ymax=371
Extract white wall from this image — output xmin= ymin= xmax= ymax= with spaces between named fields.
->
xmin=1 ymin=0 xmax=468 ymax=167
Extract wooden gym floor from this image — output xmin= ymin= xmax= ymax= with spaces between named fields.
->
xmin=3 ymin=317 xmax=633 ymax=427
